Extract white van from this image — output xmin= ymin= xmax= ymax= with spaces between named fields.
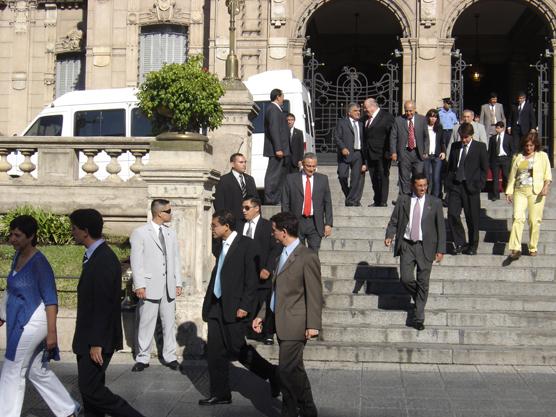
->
xmin=244 ymin=70 xmax=315 ymax=188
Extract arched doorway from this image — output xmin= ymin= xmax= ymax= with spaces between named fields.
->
xmin=303 ymin=0 xmax=404 ymax=157
xmin=451 ymin=0 xmax=553 ymax=153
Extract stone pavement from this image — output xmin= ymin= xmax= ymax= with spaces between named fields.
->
xmin=7 ymin=353 xmax=556 ymax=417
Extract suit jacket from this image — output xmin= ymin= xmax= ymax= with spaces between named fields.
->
xmin=426 ymin=125 xmax=446 ymax=157
xmin=446 ymin=140 xmax=489 ymax=195
xmin=389 ymin=114 xmax=429 ymax=158
xmin=446 ymin=121 xmax=488 ymax=159
xmin=282 ymin=172 xmax=333 ymax=237
xmin=385 ymin=194 xmax=446 ymax=263
xmin=263 ymin=102 xmax=290 ymax=157
xmin=258 ymin=243 xmax=323 ymax=341
xmin=289 ymin=127 xmax=304 ymax=169
xmin=202 ymin=235 xmax=258 ymax=323
xmin=214 ymin=171 xmax=257 ymax=224
xmin=488 ymin=133 xmax=515 ymax=163
xmin=510 ymin=101 xmax=536 ymax=137
xmin=480 ymin=103 xmax=506 ymax=134
xmin=238 ymin=217 xmax=280 ymax=289
xmin=506 ymin=151 xmax=552 ymax=195
xmin=334 ymin=117 xmax=364 ymax=163
xmin=130 ymin=223 xmax=182 ymax=300
xmin=72 ymin=242 xmax=123 ymax=355
xmin=363 ymin=109 xmax=395 ymax=161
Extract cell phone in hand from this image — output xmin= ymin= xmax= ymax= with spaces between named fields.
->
xmin=42 ymin=346 xmax=60 ymax=363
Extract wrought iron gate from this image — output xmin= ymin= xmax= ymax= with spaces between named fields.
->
xmin=303 ymin=53 xmax=400 ymax=154
xmin=450 ymin=49 xmax=470 ymax=118
xmin=530 ymin=57 xmax=551 ymax=152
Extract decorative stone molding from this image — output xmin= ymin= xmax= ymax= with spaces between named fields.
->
xmin=270 ymin=0 xmax=286 ymax=28
xmin=56 ymin=27 xmax=84 ymax=53
xmin=216 ymin=36 xmax=229 ymax=61
xmin=240 ymin=53 xmax=261 ymax=78
xmin=418 ymin=37 xmax=437 ymax=60
xmin=420 ymin=0 xmax=436 ymax=28
xmin=44 ymin=3 xmax=57 ymax=27
xmin=92 ymin=46 xmax=111 ymax=67
xmin=268 ymin=37 xmax=288 ymax=60
xmin=134 ymin=1 xmax=190 ymax=26
xmin=241 ymin=0 xmax=262 ymax=36
xmin=8 ymin=0 xmax=37 ymax=33
xmin=11 ymin=72 xmax=27 ymax=90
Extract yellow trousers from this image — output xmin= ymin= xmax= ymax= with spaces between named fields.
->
xmin=509 ymin=186 xmax=546 ymax=252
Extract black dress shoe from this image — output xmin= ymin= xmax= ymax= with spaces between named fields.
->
xmin=453 ymin=245 xmax=464 ymax=255
xmin=165 ymin=360 xmax=179 ymax=371
xmin=463 ymin=247 xmax=477 ymax=255
xmin=263 ymin=336 xmax=274 ymax=345
xmin=269 ymin=366 xmax=281 ymax=398
xmin=131 ymin=362 xmax=149 ymax=372
xmin=413 ymin=322 xmax=425 ymax=331
xmin=198 ymin=396 xmax=232 ymax=406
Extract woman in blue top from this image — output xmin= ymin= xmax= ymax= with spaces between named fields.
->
xmin=0 ymin=215 xmax=79 ymax=417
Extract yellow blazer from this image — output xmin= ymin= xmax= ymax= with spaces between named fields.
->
xmin=506 ymin=151 xmax=552 ymax=195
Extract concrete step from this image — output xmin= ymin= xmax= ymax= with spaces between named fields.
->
xmin=322 ymin=278 xmax=556 ymax=297
xmin=319 ymin=324 xmax=556 ymax=347
xmin=321 ymin=264 xmax=555 ymax=282
xmin=323 ymin=293 xmax=556 ymax=312
xmin=321 ymin=308 xmax=556 ymax=329
xmin=255 ymin=341 xmax=556 ymax=365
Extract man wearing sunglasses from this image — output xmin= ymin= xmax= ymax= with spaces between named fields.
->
xmin=130 ymin=199 xmax=183 ymax=372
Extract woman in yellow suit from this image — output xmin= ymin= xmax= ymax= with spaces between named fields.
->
xmin=505 ymin=132 xmax=552 ymax=260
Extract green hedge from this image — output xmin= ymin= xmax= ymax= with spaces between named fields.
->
xmin=0 ymin=206 xmax=73 ymax=245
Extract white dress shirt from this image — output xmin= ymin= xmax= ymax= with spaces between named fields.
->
xmin=404 ymin=194 xmax=425 ymax=241
xmin=231 ymin=169 xmax=245 ymax=189
xmin=243 ymin=214 xmax=260 ymax=238
xmin=349 ymin=117 xmax=360 ymax=150
xmin=457 ymin=140 xmax=472 ymax=167
xmin=427 ymin=126 xmax=437 ymax=155
xmin=496 ymin=132 xmax=507 ymax=157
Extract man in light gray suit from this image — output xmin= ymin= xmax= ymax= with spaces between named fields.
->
xmin=480 ymin=92 xmax=506 ymax=136
xmin=447 ymin=109 xmax=488 ymax=159
xmin=390 ymin=100 xmax=429 ymax=195
xmin=130 ymin=199 xmax=183 ymax=372
xmin=385 ymin=173 xmax=446 ymax=331
xmin=282 ymin=153 xmax=333 ymax=253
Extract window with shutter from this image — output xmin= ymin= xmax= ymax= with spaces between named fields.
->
xmin=139 ymin=25 xmax=188 ymax=83
xmin=55 ymin=53 xmax=84 ymax=98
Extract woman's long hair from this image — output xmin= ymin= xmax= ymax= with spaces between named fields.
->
xmin=425 ymin=109 xmax=441 ymax=134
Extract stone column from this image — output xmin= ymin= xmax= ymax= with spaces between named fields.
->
xmin=209 ymin=81 xmax=257 ymax=176
xmin=400 ymin=37 xmax=417 ymax=107
xmin=85 ymin=0 xmax=113 ymax=88
xmin=140 ymin=133 xmax=219 ymax=355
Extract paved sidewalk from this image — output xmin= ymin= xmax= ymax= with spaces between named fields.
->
xmin=6 ymin=354 xmax=556 ymax=417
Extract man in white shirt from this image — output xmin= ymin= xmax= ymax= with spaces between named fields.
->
xmin=385 ymin=173 xmax=446 ymax=330
xmin=488 ymin=121 xmax=515 ymax=201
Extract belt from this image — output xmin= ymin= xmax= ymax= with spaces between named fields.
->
xmin=302 ymin=215 xmax=314 ymax=218
xmin=406 ymin=147 xmax=415 ymax=152
xmin=404 ymin=238 xmax=422 ymax=244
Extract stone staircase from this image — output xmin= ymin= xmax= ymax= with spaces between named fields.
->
xmin=257 ymin=165 xmax=556 ymax=365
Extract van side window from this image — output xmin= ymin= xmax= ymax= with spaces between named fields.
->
xmin=74 ymin=109 xmax=125 ymax=136
xmin=24 ymin=115 xmax=63 ymax=136
xmin=131 ymin=108 xmax=154 ymax=136
xmin=252 ymin=100 xmax=290 ymax=134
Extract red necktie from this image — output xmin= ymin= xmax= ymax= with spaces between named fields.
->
xmin=303 ymin=176 xmax=312 ymax=216
xmin=408 ymin=118 xmax=416 ymax=150
xmin=366 ymin=116 xmax=373 ymax=128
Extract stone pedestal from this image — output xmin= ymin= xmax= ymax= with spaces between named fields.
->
xmin=209 ymin=81 xmax=258 ymax=175
xmin=140 ymin=133 xmax=219 ymax=357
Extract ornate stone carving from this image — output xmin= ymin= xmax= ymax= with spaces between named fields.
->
xmin=420 ymin=0 xmax=436 ymax=28
xmin=270 ymin=0 xmax=286 ymax=28
xmin=8 ymin=0 xmax=37 ymax=33
xmin=268 ymin=37 xmax=288 ymax=60
xmin=154 ymin=0 xmax=175 ymax=22
xmin=56 ymin=27 xmax=84 ymax=53
xmin=241 ymin=0 xmax=261 ymax=36
xmin=136 ymin=0 xmax=189 ymax=25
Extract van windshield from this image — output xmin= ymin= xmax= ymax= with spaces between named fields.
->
xmin=24 ymin=115 xmax=63 ymax=136
xmin=131 ymin=108 xmax=154 ymax=136
xmin=252 ymin=100 xmax=290 ymax=134
xmin=74 ymin=109 xmax=125 ymax=136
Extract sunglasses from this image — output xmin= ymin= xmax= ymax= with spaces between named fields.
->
xmin=242 ymin=205 xmax=254 ymax=211
xmin=161 ymin=209 xmax=172 ymax=214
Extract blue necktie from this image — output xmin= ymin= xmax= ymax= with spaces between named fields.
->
xmin=270 ymin=248 xmax=289 ymax=312
xmin=213 ymin=243 xmax=227 ymax=298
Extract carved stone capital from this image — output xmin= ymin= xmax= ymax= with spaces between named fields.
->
xmin=270 ymin=0 xmax=286 ymax=28
xmin=420 ymin=0 xmax=436 ymax=28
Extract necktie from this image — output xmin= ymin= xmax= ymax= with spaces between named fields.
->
xmin=271 ymin=248 xmax=289 ymax=312
xmin=158 ymin=227 xmax=167 ymax=257
xmin=491 ymin=106 xmax=496 ymax=124
xmin=303 ymin=176 xmax=312 ymax=216
xmin=408 ymin=118 xmax=415 ymax=150
xmin=353 ymin=120 xmax=360 ymax=149
xmin=246 ymin=221 xmax=253 ymax=239
xmin=456 ymin=144 xmax=467 ymax=181
xmin=213 ymin=242 xmax=227 ymax=298
xmin=366 ymin=115 xmax=373 ymax=128
xmin=82 ymin=252 xmax=88 ymax=264
xmin=239 ymin=174 xmax=247 ymax=198
xmin=497 ymin=134 xmax=501 ymax=155
xmin=410 ymin=198 xmax=421 ymax=242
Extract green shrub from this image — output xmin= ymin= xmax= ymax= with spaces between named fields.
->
xmin=0 ymin=206 xmax=73 ymax=245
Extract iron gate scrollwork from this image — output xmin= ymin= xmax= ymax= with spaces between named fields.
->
xmin=303 ymin=53 xmax=400 ymax=154
xmin=450 ymin=49 xmax=470 ymax=119
xmin=530 ymin=56 xmax=550 ymax=152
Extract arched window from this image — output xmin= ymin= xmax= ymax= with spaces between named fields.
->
xmin=139 ymin=24 xmax=188 ymax=83
xmin=55 ymin=53 xmax=84 ymax=98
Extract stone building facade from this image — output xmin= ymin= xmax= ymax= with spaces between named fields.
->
xmin=1 ymin=0 xmax=555 ymax=158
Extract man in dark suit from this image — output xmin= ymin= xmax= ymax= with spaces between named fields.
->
xmin=509 ymin=92 xmax=537 ymax=150
xmin=264 ymin=88 xmax=290 ymax=204
xmin=252 ymin=211 xmax=323 ymax=417
xmin=363 ymin=97 xmax=395 ymax=207
xmin=385 ymin=173 xmax=446 ymax=330
xmin=240 ymin=196 xmax=280 ymax=345
xmin=390 ymin=100 xmax=429 ymax=195
xmin=282 ymin=152 xmax=333 ymax=253
xmin=334 ymin=103 xmax=366 ymax=206
xmin=488 ymin=121 xmax=514 ymax=201
xmin=446 ymin=123 xmax=489 ymax=255
xmin=214 ymin=152 xmax=257 ymax=225
xmin=70 ymin=209 xmax=145 ymax=417
xmin=286 ymin=113 xmax=304 ymax=173
xmin=200 ymin=210 xmax=279 ymax=406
